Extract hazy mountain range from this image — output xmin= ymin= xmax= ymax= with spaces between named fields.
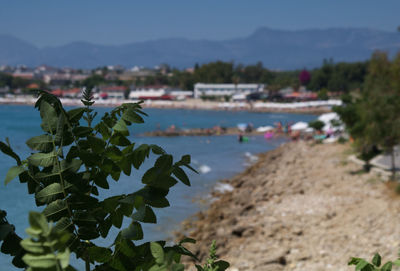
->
xmin=1 ymin=27 xmax=400 ymax=70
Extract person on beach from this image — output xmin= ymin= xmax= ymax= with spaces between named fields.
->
xmin=238 ymin=133 xmax=244 ymax=143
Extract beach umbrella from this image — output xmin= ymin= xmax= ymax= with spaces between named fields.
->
xmin=291 ymin=121 xmax=308 ymax=131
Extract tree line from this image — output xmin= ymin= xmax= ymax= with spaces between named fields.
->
xmin=141 ymin=60 xmax=368 ymax=92
xmin=0 ymin=59 xmax=368 ymax=93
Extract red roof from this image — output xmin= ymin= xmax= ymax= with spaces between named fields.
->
xmin=51 ymin=88 xmax=81 ymax=97
xmin=51 ymin=89 xmax=63 ymax=97
xmin=64 ymin=88 xmax=80 ymax=94
xmin=27 ymin=83 xmax=39 ymax=89
xmin=101 ymin=86 xmax=127 ymax=92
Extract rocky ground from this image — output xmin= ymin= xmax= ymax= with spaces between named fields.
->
xmin=179 ymin=141 xmax=400 ymax=271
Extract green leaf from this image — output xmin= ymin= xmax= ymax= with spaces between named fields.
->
xmin=28 ymin=212 xmax=49 ymax=234
xmin=131 ymin=144 xmax=150 ymax=169
xmin=54 ymin=217 xmax=73 ymax=232
xmin=67 ymin=108 xmax=85 ymax=123
xmin=111 ymin=210 xmax=123 ymax=228
xmin=20 ymin=239 xmax=45 ymax=254
xmin=105 ymin=146 xmax=123 ymax=161
xmin=113 ymin=119 xmax=129 ymax=135
xmin=149 ymin=265 xmax=167 ymax=271
xmin=0 ymin=141 xmax=21 ymax=165
xmin=120 ymin=157 xmax=132 ymax=176
xmin=142 ymin=168 xmax=177 ymax=189
xmin=372 ymin=253 xmax=381 ymax=267
xmin=54 ymin=113 xmax=65 ymax=144
xmin=4 ymin=165 xmax=25 ymax=185
xmin=155 ymin=155 xmax=173 ymax=172
xmin=119 ymin=203 xmax=134 ymax=217
xmin=131 ymin=205 xmax=157 ymax=223
xmin=57 ymin=249 xmax=71 ymax=269
xmin=173 ymin=167 xmax=190 ymax=186
xmin=72 ymin=126 xmax=93 ymax=137
xmin=94 ymin=172 xmax=109 ymax=189
xmin=39 ymin=101 xmax=58 ymax=133
xmin=150 ymin=145 xmax=165 ymax=155
xmin=381 ymin=261 xmax=393 ymax=271
xmin=102 ymin=196 xmax=122 ymax=212
xmin=73 ymin=212 xmax=97 ymax=227
xmin=171 ymin=263 xmax=184 ymax=271
xmin=96 ymin=121 xmax=112 ymax=140
xmin=180 ymin=155 xmax=190 ymax=165
xmin=26 ymin=135 xmax=54 ymax=152
xmin=122 ymin=110 xmax=144 ymax=124
xmin=35 ymin=183 xmax=63 ymax=204
xmin=42 ymin=200 xmax=68 ymax=221
xmin=122 ymin=187 xmax=170 ymax=208
xmin=214 ymin=260 xmax=230 ymax=270
xmin=393 ymin=259 xmax=400 ymax=266
xmin=121 ymin=222 xmax=143 ymax=240
xmin=28 ymin=151 xmax=57 ymax=167
xmin=110 ymin=133 xmax=131 ymax=146
xmin=60 ymin=159 xmax=82 ymax=173
xmin=355 ymin=259 xmax=370 ymax=270
xmin=87 ymin=246 xmax=112 ymax=263
xmin=22 ymin=253 xmax=58 ymax=268
xmin=88 ymin=135 xmax=106 ymax=153
xmin=68 ymin=195 xmax=99 ymax=210
xmin=117 ymin=238 xmax=136 ymax=258
xmin=109 ymin=257 xmax=128 ymax=271
xmin=0 ymin=224 xmax=13 ymax=241
xmin=179 ymin=237 xmax=196 ymax=245
xmin=150 ymin=242 xmax=164 ymax=264
xmin=34 ymin=159 xmax=81 ymax=182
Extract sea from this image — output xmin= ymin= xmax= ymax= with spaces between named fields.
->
xmin=0 ymin=105 xmax=316 ymax=269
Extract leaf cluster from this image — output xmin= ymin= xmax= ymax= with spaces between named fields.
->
xmin=195 ymin=241 xmax=229 ymax=271
xmin=0 ymin=90 xmax=202 ymax=270
xmin=349 ymin=253 xmax=399 ymax=271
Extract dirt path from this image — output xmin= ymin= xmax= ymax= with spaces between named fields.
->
xmin=180 ymin=141 xmax=400 ymax=271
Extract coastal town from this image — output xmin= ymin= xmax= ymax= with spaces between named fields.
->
xmin=0 ymin=64 xmax=342 ymax=112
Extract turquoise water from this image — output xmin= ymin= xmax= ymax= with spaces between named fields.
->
xmin=0 ymin=105 xmax=316 ymax=269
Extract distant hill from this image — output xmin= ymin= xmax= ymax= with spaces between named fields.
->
xmin=1 ymin=27 xmax=400 ymax=70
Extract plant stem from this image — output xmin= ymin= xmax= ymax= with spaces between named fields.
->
xmin=85 ymin=259 xmax=90 ymax=271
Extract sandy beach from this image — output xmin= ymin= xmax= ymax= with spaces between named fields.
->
xmin=0 ymin=96 xmax=339 ymax=114
xmin=179 ymin=141 xmax=400 ymax=271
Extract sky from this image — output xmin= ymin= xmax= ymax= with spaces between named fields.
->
xmin=0 ymin=0 xmax=399 ymax=47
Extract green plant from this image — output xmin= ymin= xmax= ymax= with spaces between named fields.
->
xmin=308 ymin=120 xmax=325 ymax=131
xmin=0 ymin=89 xmax=206 ymax=270
xmin=195 ymin=241 xmax=229 ymax=271
xmin=317 ymin=88 xmax=329 ymax=100
xmin=21 ymin=211 xmax=75 ymax=271
xmin=349 ymin=253 xmax=400 ymax=271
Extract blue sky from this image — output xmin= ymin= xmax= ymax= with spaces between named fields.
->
xmin=0 ymin=0 xmax=399 ymax=47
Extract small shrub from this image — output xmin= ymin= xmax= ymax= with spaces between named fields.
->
xmin=308 ymin=120 xmax=325 ymax=131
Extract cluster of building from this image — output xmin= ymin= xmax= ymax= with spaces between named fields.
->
xmin=0 ymin=65 xmax=90 ymax=85
xmin=1 ymin=64 xmax=330 ymax=102
xmin=50 ymin=85 xmax=193 ymax=101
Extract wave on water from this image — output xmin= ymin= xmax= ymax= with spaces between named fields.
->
xmin=214 ymin=183 xmax=234 ymax=193
xmin=192 ymin=159 xmax=211 ymax=174
xmin=198 ymin=165 xmax=211 ymax=174
xmin=244 ymin=152 xmax=259 ymax=163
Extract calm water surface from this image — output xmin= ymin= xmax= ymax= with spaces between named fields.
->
xmin=0 ymin=105 xmax=316 ymax=269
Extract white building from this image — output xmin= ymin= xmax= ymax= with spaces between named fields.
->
xmin=193 ymin=83 xmax=264 ymax=99
xmin=129 ymin=86 xmax=168 ymax=100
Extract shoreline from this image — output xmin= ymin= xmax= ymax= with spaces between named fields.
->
xmin=178 ymin=141 xmax=400 ymax=271
xmin=0 ymin=97 xmax=337 ymax=114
